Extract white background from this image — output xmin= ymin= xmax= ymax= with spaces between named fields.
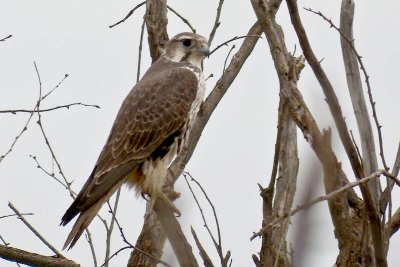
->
xmin=1 ymin=0 xmax=400 ymax=266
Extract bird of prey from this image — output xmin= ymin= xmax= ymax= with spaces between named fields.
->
xmin=60 ymin=32 xmax=209 ymax=249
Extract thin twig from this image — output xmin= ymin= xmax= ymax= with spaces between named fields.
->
xmin=0 ymin=213 xmax=34 ymax=220
xmin=101 ymin=246 xmax=132 ymax=267
xmin=104 ymin=189 xmax=121 ymax=267
xmin=137 ymin=19 xmax=146 ymax=83
xmin=251 ymin=169 xmax=399 ymax=240
xmin=222 ymin=45 xmax=235 ymax=74
xmin=0 ymin=235 xmax=8 ymax=246
xmin=305 ymin=7 xmax=389 ymax=171
xmin=102 ymin=244 xmax=172 ymax=267
xmin=209 ymin=35 xmax=261 ymax=56
xmin=184 ymin=172 xmax=222 ymax=248
xmin=104 ymin=195 xmax=172 ymax=267
xmin=33 ymin=64 xmax=75 ymax=199
xmin=109 ymin=1 xmax=146 ymax=28
xmin=0 ymin=71 xmax=74 ymax=164
xmin=183 ymin=173 xmax=218 ymax=247
xmin=85 ymin=231 xmax=98 ymax=267
xmin=0 ymin=105 xmax=36 ymax=164
xmin=167 ymin=5 xmax=196 ymax=33
xmin=108 ymin=207 xmax=133 ymax=247
xmin=208 ymin=0 xmax=225 ymax=46
xmin=0 ymin=103 xmax=100 ymax=114
xmin=33 ymin=62 xmax=98 ymax=265
xmin=183 ymin=172 xmax=230 ymax=266
xmin=8 ymin=203 xmax=63 ymax=258
xmin=29 ymin=155 xmax=76 ymax=195
xmin=0 ymin=34 xmax=12 ymax=42
xmin=41 ymin=74 xmax=69 ymax=101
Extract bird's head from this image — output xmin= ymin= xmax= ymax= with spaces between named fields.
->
xmin=164 ymin=32 xmax=209 ymax=69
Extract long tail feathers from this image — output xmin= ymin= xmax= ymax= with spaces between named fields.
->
xmin=62 ymin=199 xmax=104 ymax=250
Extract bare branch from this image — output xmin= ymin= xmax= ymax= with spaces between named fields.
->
xmin=0 ymin=245 xmax=79 ymax=267
xmin=250 ymin=1 xmax=372 ymax=264
xmin=109 ymin=1 xmax=146 ymax=28
xmin=208 ymin=0 xmax=225 ymax=46
xmin=0 ymin=235 xmax=21 ymax=267
xmin=222 ymin=45 xmax=235 ymax=74
xmin=137 ymin=19 xmax=146 ymax=83
xmin=338 ymin=0 xmax=379 ymax=189
xmin=252 ymin=169 xmax=394 ymax=240
xmin=144 ymin=0 xmax=169 ymax=62
xmin=167 ymin=5 xmax=196 ymax=33
xmin=8 ymin=203 xmax=63 ymax=258
xmin=381 ymin=142 xmax=400 ymax=211
xmin=0 ymin=34 xmax=12 ymax=42
xmin=0 ymin=102 xmax=100 ymax=114
xmin=209 ymin=35 xmax=261 ymax=56
xmin=183 ymin=172 xmax=230 ymax=266
xmin=349 ymin=130 xmax=363 ymax=167
xmin=153 ymin=197 xmax=199 ymax=267
xmin=307 ymin=5 xmax=388 ymax=172
xmin=104 ymin=189 xmax=121 ymax=267
xmin=260 ymin=98 xmax=298 ymax=266
xmin=0 ymin=213 xmax=34 ymax=220
xmin=0 ymin=104 xmax=35 ymax=164
xmin=387 ymin=208 xmax=400 ymax=238
xmin=40 ymin=74 xmax=69 ymax=101
xmin=191 ymin=227 xmax=215 ymax=267
xmin=33 ymin=62 xmax=99 ymax=265
xmin=0 ymin=71 xmax=72 ymax=164
xmin=286 ymin=1 xmax=386 ymax=265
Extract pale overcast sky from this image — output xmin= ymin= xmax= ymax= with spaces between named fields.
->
xmin=1 ymin=1 xmax=400 ymax=266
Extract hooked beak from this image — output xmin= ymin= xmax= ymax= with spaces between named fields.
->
xmin=199 ymin=43 xmax=210 ymax=57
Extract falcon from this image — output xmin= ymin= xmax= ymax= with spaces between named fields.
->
xmin=60 ymin=32 xmax=209 ymax=249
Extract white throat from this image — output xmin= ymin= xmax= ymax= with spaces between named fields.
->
xmin=165 ymin=50 xmax=203 ymax=69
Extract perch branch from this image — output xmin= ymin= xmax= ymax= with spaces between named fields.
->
xmin=8 ymin=203 xmax=63 ymax=258
xmin=0 ymin=245 xmax=78 ymax=267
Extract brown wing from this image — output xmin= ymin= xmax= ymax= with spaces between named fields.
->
xmin=95 ymin=66 xmax=198 ymax=178
xmin=61 ymin=65 xmax=199 ymax=226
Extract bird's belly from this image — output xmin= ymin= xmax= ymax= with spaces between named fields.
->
xmin=139 ymin=140 xmax=178 ymax=196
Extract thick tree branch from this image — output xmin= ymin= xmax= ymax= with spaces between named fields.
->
xmin=258 ymin=99 xmax=298 ymax=267
xmin=285 ymin=1 xmax=386 ymax=265
xmin=339 ymin=0 xmax=380 ymax=199
xmin=145 ymin=0 xmax=169 ymax=62
xmin=249 ymin=0 xmax=374 ymax=265
xmin=153 ymin=197 xmax=199 ymax=267
xmin=0 ymin=246 xmax=79 ymax=267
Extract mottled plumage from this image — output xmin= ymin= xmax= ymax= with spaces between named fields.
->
xmin=60 ymin=32 xmax=209 ymax=249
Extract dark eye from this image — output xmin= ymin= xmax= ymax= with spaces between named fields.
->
xmin=182 ymin=39 xmax=192 ymax=47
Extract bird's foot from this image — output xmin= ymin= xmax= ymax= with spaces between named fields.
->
xmin=145 ymin=189 xmax=181 ymax=217
xmin=158 ymin=192 xmax=181 ymax=217
xmin=162 ymin=187 xmax=181 ymax=201
xmin=141 ymin=192 xmax=149 ymax=201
